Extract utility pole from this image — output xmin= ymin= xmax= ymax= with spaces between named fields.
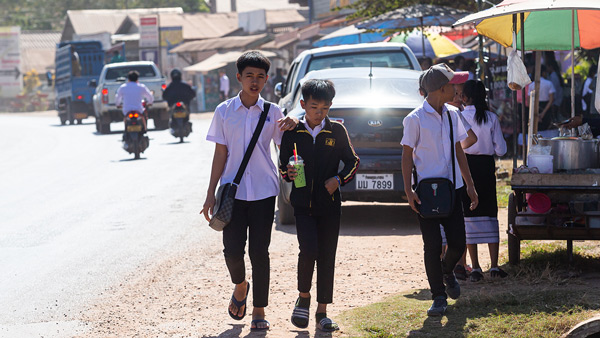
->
xmin=210 ymin=0 xmax=217 ymax=13
xmin=477 ymin=0 xmax=485 ymax=81
xmin=231 ymin=0 xmax=236 ymax=12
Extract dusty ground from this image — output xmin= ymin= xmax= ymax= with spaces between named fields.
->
xmin=75 ymin=203 xmax=508 ymax=338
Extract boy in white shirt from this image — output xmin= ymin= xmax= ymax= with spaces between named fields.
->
xmin=201 ymin=51 xmax=298 ymax=332
xmin=401 ymin=64 xmax=478 ymax=317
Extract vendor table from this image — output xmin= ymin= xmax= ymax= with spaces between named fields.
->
xmin=508 ymin=173 xmax=600 ymax=265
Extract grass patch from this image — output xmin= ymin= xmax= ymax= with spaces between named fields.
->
xmin=496 ymin=182 xmax=512 ymax=208
xmin=338 ymin=241 xmax=600 ymax=337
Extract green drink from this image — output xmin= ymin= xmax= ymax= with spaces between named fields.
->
xmin=289 ymin=155 xmax=306 ymax=188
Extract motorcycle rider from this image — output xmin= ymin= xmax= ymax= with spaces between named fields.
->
xmin=163 ymin=69 xmax=196 ymax=109
xmin=115 ymin=70 xmax=154 ymax=133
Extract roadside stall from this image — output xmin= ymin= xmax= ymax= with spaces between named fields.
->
xmin=454 ymin=0 xmax=600 ymax=265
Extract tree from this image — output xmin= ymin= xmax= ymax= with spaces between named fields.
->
xmin=345 ymin=0 xmax=499 ymax=21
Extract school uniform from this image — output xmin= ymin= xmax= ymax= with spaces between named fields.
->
xmin=401 ymin=100 xmax=468 ymax=300
xmin=279 ymin=116 xmax=359 ymax=304
xmin=461 ymin=106 xmax=507 ymax=245
xmin=206 ymin=93 xmax=284 ymax=308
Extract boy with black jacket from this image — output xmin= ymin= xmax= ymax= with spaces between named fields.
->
xmin=279 ymin=79 xmax=359 ymax=332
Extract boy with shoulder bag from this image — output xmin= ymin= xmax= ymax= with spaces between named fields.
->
xmin=401 ymin=64 xmax=479 ymax=317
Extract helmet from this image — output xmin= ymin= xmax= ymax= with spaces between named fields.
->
xmin=170 ymin=68 xmax=182 ymax=81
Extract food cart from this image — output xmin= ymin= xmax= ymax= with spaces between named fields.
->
xmin=508 ymin=171 xmax=600 ymax=265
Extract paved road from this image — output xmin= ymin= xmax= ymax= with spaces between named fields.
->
xmin=0 ymin=112 xmax=214 ymax=336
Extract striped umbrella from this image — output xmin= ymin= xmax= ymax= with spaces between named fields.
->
xmin=454 ymin=0 xmax=600 ymax=50
xmin=388 ymin=30 xmax=467 ymax=58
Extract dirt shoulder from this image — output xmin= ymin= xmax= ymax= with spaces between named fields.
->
xmin=76 ymin=204 xmax=507 ymax=337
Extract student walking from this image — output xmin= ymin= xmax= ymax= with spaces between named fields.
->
xmin=200 ymin=51 xmax=298 ymax=332
xmin=279 ymin=79 xmax=359 ymax=332
xmin=401 ymin=64 xmax=478 ymax=317
xmin=459 ymin=80 xmax=508 ymax=282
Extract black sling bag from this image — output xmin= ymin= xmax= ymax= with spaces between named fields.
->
xmin=414 ymin=110 xmax=456 ymax=219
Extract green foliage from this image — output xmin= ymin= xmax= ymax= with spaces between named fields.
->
xmin=0 ymin=0 xmax=209 ymax=30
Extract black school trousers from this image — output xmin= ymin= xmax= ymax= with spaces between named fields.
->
xmin=223 ymin=196 xmax=275 ymax=308
xmin=295 ymin=209 xmax=341 ymax=304
xmin=418 ymin=188 xmax=466 ymax=300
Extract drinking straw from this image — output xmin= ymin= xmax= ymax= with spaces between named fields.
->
xmin=294 ymin=143 xmax=298 ymax=162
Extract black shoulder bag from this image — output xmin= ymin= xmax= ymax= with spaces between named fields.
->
xmin=209 ymin=102 xmax=271 ymax=231
xmin=414 ymin=110 xmax=456 ymax=219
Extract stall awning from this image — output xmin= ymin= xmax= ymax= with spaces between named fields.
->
xmin=170 ymin=34 xmax=270 ymax=54
xmin=183 ymin=50 xmax=277 ymax=73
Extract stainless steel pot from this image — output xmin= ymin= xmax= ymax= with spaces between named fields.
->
xmin=537 ymin=137 xmax=600 ymax=170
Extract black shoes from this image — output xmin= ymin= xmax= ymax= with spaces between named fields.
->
xmin=490 ymin=267 xmax=508 ymax=278
xmin=427 ymin=296 xmax=448 ymax=316
xmin=443 ymin=272 xmax=461 ymax=299
xmin=470 ymin=269 xmax=484 ymax=282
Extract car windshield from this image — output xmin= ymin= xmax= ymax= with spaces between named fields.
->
xmin=294 ymin=75 xmax=419 ymax=109
xmin=307 ymin=50 xmax=413 ymax=72
xmin=105 ymin=65 xmax=157 ymax=80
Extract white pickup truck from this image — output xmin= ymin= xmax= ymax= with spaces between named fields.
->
xmin=91 ymin=61 xmax=169 ymax=134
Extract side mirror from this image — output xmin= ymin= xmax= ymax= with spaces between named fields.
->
xmin=274 ymin=82 xmax=283 ymax=98
xmin=88 ymin=79 xmax=97 ymax=88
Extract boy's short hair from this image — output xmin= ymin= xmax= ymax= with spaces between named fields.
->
xmin=236 ymin=51 xmax=271 ymax=74
xmin=127 ymin=70 xmax=139 ymax=82
xmin=301 ymin=79 xmax=336 ymax=103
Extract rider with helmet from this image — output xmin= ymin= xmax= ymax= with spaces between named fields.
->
xmin=163 ymin=69 xmax=196 ymax=108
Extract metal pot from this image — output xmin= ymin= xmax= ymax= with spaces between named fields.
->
xmin=537 ymin=137 xmax=600 ymax=170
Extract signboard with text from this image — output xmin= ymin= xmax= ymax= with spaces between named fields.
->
xmin=0 ymin=26 xmax=22 ymax=98
xmin=160 ymin=26 xmax=183 ymax=51
xmin=139 ymin=15 xmax=159 ymax=48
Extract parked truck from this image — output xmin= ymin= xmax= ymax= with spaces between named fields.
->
xmin=91 ymin=61 xmax=169 ymax=134
xmin=54 ymin=41 xmax=104 ymax=125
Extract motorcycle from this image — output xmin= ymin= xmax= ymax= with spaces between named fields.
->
xmin=169 ymin=101 xmax=192 ymax=143
xmin=123 ymin=102 xmax=149 ymax=159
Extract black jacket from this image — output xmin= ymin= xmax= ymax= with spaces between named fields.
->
xmin=162 ymin=80 xmax=196 ymax=107
xmin=279 ymin=117 xmax=360 ymax=215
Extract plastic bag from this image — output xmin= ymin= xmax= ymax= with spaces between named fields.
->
xmin=507 ymin=49 xmax=532 ymax=91
xmin=579 ymin=123 xmax=593 ymax=140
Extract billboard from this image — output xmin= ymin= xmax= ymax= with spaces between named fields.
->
xmin=160 ymin=26 xmax=183 ymax=51
xmin=139 ymin=15 xmax=159 ymax=48
xmin=0 ymin=26 xmax=22 ymax=98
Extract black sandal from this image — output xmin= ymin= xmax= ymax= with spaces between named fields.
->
xmin=291 ymin=296 xmax=310 ymax=329
xmin=227 ymin=281 xmax=249 ymax=320
xmin=316 ymin=314 xmax=339 ymax=332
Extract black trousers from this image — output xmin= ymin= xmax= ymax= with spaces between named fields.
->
xmin=223 ymin=196 xmax=275 ymax=308
xmin=295 ymin=210 xmax=341 ymax=304
xmin=417 ymin=188 xmax=466 ymax=300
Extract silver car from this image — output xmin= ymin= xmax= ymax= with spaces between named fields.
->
xmin=277 ymin=67 xmax=422 ymax=224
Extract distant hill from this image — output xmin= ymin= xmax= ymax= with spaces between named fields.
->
xmin=1 ymin=0 xmax=209 ymax=30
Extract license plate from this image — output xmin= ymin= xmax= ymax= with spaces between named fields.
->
xmin=74 ymin=113 xmax=87 ymax=119
xmin=127 ymin=125 xmax=142 ymax=132
xmin=356 ymin=174 xmax=394 ymax=190
xmin=173 ymin=112 xmax=187 ymax=118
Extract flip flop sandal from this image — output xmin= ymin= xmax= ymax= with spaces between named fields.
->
xmin=227 ymin=281 xmax=249 ymax=321
xmin=250 ymin=319 xmax=270 ymax=332
xmin=316 ymin=317 xmax=339 ymax=332
xmin=291 ymin=298 xmax=310 ymax=329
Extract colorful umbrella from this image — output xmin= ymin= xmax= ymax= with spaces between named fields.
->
xmin=313 ymin=25 xmax=386 ymax=48
xmin=358 ymin=4 xmax=471 ymax=58
xmin=388 ymin=31 xmax=466 ymax=58
xmin=454 ymin=0 xmax=600 ymax=50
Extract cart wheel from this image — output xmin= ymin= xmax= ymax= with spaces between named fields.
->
xmin=507 ymin=192 xmax=520 ymax=265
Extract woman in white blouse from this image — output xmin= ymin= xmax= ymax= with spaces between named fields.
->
xmin=460 ymin=80 xmax=508 ymax=282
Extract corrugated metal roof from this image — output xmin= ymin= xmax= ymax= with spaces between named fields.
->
xmin=158 ymin=12 xmax=240 ymax=40
xmin=66 ymin=8 xmax=183 ymax=36
xmin=184 ymin=50 xmax=277 ymax=72
xmin=215 ymin=0 xmax=302 ymax=12
xmin=170 ymin=33 xmax=269 ymax=53
xmin=265 ymin=9 xmax=307 ymax=26
xmin=21 ymin=31 xmax=61 ymax=49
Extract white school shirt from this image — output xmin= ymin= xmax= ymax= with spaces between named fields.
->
xmin=301 ymin=117 xmax=325 ymax=141
xmin=529 ymin=77 xmax=555 ymax=102
xmin=461 ymin=105 xmax=507 ymax=156
xmin=115 ymin=81 xmax=154 ymax=115
xmin=207 ymin=94 xmax=285 ymax=201
xmin=401 ymin=100 xmax=468 ymax=189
